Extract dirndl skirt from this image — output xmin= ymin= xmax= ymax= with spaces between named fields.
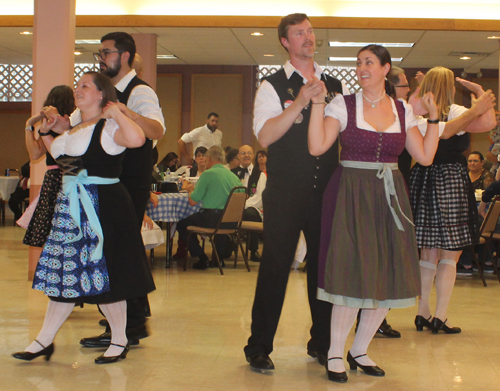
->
xmin=23 ymin=168 xmax=62 ymax=247
xmin=409 ymin=162 xmax=477 ymax=250
xmin=318 ymin=163 xmax=420 ymax=309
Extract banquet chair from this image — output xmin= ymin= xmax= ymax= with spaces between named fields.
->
xmin=473 ymin=196 xmax=500 ymax=285
xmin=239 ymin=221 xmax=263 ymax=262
xmin=183 ymin=186 xmax=248 ymax=275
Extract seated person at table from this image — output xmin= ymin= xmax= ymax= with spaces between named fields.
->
xmin=8 ymin=161 xmax=30 ymax=221
xmin=224 ymin=148 xmax=240 ymax=170
xmin=177 ymin=146 xmax=242 ymax=270
xmin=458 ymin=178 xmax=499 ymax=275
xmin=185 ymin=146 xmax=207 ymax=178
xmin=468 ymin=151 xmax=494 ymax=191
xmin=231 ymin=145 xmax=266 ymax=262
xmin=157 ymin=151 xmax=180 ymax=174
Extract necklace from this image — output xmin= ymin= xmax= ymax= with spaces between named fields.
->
xmin=362 ymin=92 xmax=386 ymax=108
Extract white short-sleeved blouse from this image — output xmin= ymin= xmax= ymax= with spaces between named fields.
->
xmin=324 ymin=92 xmax=419 ymax=133
xmin=50 ymin=119 xmax=124 ymax=159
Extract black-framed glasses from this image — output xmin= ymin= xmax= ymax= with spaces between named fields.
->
xmin=395 ymin=84 xmax=410 ymax=88
xmin=93 ymin=50 xmax=122 ymax=62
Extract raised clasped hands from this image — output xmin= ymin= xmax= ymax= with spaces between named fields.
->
xmin=297 ymin=76 xmax=326 ymax=107
xmin=102 ymin=101 xmax=120 ymax=119
xmin=470 ymin=89 xmax=496 ymax=117
xmin=420 ymin=92 xmax=438 ymax=120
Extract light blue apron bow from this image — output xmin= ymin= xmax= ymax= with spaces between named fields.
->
xmin=62 ymin=169 xmax=119 ymax=261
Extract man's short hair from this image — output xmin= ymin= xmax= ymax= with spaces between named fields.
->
xmin=278 ymin=13 xmax=310 ymax=52
xmin=101 ymin=32 xmax=136 ymax=67
xmin=207 ymin=112 xmax=219 ymax=119
xmin=206 ymin=146 xmax=225 ymax=163
xmin=387 ymin=66 xmax=405 ymax=87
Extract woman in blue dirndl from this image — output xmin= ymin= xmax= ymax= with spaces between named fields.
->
xmin=308 ymin=45 xmax=440 ymax=382
xmin=13 ymin=72 xmax=155 ymax=364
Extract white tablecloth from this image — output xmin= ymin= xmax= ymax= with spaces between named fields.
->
xmin=0 ymin=176 xmax=18 ymax=199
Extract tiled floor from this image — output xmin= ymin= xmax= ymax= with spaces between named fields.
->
xmin=1 ymin=222 xmax=500 ymax=390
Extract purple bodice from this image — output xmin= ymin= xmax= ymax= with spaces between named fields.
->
xmin=339 ymin=94 xmax=406 ymax=163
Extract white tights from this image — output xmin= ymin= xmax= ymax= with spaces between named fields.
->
xmin=327 ymin=305 xmax=388 ymax=373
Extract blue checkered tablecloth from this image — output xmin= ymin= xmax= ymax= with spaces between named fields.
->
xmin=146 ymin=193 xmax=200 ymax=222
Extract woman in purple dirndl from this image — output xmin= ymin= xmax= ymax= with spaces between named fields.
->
xmin=308 ymin=45 xmax=439 ymax=382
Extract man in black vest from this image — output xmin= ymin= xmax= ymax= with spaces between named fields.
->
xmin=244 ymin=14 xmax=347 ymax=370
xmin=231 ymin=145 xmax=266 ymax=262
xmin=79 ymin=32 xmax=165 ymax=348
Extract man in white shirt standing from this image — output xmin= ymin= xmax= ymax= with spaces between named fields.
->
xmin=231 ymin=145 xmax=266 ymax=262
xmin=178 ymin=113 xmax=223 ymax=163
xmin=244 ymin=13 xmax=348 ymax=371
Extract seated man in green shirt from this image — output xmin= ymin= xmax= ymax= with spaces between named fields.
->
xmin=178 ymin=145 xmax=243 ymax=270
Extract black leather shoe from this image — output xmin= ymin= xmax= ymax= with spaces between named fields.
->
xmin=12 ymin=340 xmax=54 ymax=361
xmin=94 ymin=343 xmax=130 ymax=364
xmin=193 ymin=255 xmax=210 ymax=270
xmin=430 ymin=317 xmax=461 ymax=334
xmin=246 ymin=353 xmax=275 ymax=370
xmin=415 ymin=315 xmax=433 ymax=331
xmin=250 ymin=251 xmax=261 ymax=262
xmin=347 ymin=351 xmax=385 ymax=377
xmin=307 ymin=349 xmax=327 ymax=366
xmin=326 ymin=357 xmax=348 ymax=383
xmin=80 ymin=329 xmax=144 ymax=348
xmin=376 ymin=319 xmax=401 ymax=338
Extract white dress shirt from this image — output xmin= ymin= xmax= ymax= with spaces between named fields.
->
xmin=253 ymin=60 xmax=351 ymax=138
xmin=240 ymin=163 xmax=267 ymax=211
xmin=181 ymin=124 xmax=223 ymax=157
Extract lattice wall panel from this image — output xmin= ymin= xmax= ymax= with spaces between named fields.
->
xmin=74 ymin=64 xmax=100 ymax=86
xmin=0 ymin=64 xmax=100 ymax=102
xmin=257 ymin=65 xmax=360 ymax=94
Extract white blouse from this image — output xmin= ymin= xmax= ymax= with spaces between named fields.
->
xmin=324 ymin=92 xmax=419 ymax=133
xmin=50 ymin=119 xmax=124 ymax=159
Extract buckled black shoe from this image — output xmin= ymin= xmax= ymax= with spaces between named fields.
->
xmin=80 ymin=326 xmax=146 ymax=348
xmin=326 ymin=357 xmax=348 ymax=383
xmin=94 ymin=343 xmax=130 ymax=364
xmin=307 ymin=349 xmax=327 ymax=366
xmin=12 ymin=340 xmax=54 ymax=361
xmin=415 ymin=315 xmax=433 ymax=331
xmin=430 ymin=317 xmax=461 ymax=334
xmin=376 ymin=319 xmax=401 ymax=338
xmin=246 ymin=353 xmax=275 ymax=370
xmin=347 ymin=351 xmax=385 ymax=377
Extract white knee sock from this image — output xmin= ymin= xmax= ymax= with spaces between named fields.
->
xmin=25 ymin=300 xmax=75 ymax=353
xmin=99 ymin=301 xmax=128 ymax=357
xmin=350 ymin=308 xmax=389 ymax=366
xmin=327 ymin=305 xmax=359 ymax=373
xmin=434 ymin=259 xmax=457 ymax=324
xmin=418 ymin=260 xmax=437 ymax=319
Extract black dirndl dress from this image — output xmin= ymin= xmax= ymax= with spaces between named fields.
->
xmin=410 ymin=133 xmax=478 ymax=250
xmin=32 ymin=119 xmax=155 ymax=304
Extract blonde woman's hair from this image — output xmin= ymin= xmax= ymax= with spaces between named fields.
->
xmin=418 ymin=66 xmax=455 ymax=121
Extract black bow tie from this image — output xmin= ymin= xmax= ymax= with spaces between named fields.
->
xmin=237 ymin=167 xmax=248 ymax=180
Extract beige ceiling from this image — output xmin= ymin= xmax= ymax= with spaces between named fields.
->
xmin=1 ymin=25 xmax=500 ymax=71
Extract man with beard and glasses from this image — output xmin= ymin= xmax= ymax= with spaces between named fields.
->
xmin=74 ymin=31 xmax=165 ymax=349
xmin=178 ymin=112 xmax=223 ymax=164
